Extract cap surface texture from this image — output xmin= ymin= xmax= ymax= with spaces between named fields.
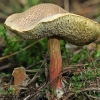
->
xmin=5 ymin=3 xmax=100 ymax=46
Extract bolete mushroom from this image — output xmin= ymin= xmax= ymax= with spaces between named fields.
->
xmin=4 ymin=3 xmax=100 ymax=98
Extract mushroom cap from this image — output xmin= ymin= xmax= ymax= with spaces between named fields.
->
xmin=5 ymin=3 xmax=100 ymax=46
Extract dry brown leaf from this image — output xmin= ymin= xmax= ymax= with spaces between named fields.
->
xmin=12 ymin=66 xmax=28 ymax=92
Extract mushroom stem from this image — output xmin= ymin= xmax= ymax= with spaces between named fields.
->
xmin=48 ymin=37 xmax=62 ymax=89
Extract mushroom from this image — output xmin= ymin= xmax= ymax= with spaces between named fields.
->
xmin=4 ymin=3 xmax=100 ymax=98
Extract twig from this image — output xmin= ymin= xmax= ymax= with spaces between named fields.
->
xmin=87 ymin=50 xmax=96 ymax=68
xmin=0 ymin=63 xmax=12 ymax=71
xmin=23 ymin=95 xmax=30 ymax=100
xmin=42 ymin=52 xmax=48 ymax=82
xmin=64 ymin=87 xmax=100 ymax=100
xmin=26 ymin=61 xmax=45 ymax=86
xmin=0 ymin=39 xmax=43 ymax=61
xmin=26 ymin=60 xmax=43 ymax=69
xmin=23 ymin=83 xmax=46 ymax=100
xmin=84 ymin=92 xmax=91 ymax=100
xmin=26 ymin=68 xmax=44 ymax=73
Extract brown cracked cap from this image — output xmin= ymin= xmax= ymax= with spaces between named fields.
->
xmin=5 ymin=3 xmax=100 ymax=46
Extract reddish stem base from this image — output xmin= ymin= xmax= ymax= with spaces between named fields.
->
xmin=48 ymin=38 xmax=62 ymax=89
